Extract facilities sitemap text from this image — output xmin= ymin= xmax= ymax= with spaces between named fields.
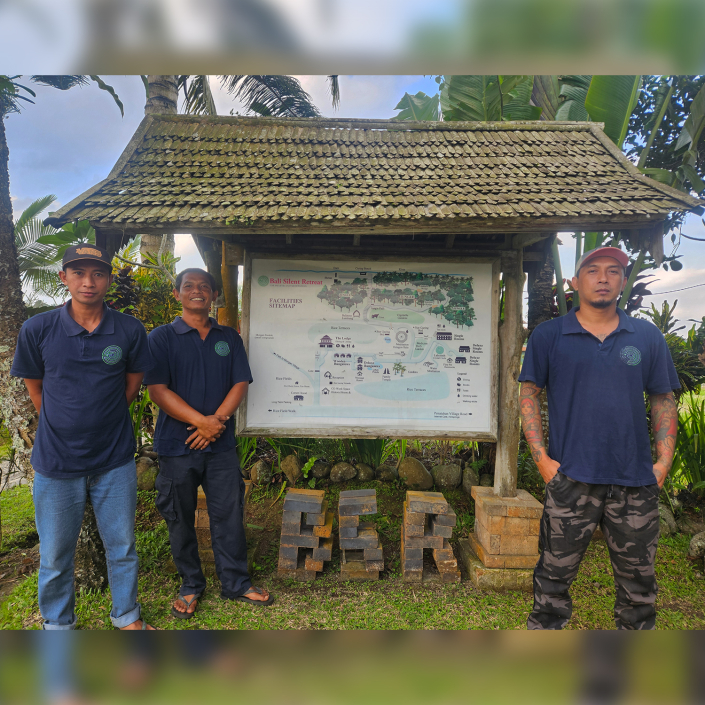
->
xmin=245 ymin=258 xmax=494 ymax=434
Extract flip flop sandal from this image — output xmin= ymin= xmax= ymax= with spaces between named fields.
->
xmin=117 ymin=618 xmax=153 ymax=630
xmin=235 ymin=586 xmax=274 ymax=606
xmin=171 ymin=594 xmax=200 ymax=620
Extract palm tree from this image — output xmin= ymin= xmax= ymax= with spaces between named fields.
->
xmin=13 ymin=195 xmax=62 ymax=297
xmin=1 ymin=76 xmax=124 ymax=485
xmin=141 ymin=74 xmax=340 ymax=318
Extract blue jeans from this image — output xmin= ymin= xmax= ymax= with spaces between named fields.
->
xmin=33 ymin=459 xmax=141 ymax=629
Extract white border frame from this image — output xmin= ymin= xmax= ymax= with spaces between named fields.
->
xmin=236 ymin=251 xmax=500 ymax=441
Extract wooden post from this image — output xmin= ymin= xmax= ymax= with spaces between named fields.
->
xmin=94 ymin=229 xmax=122 ymax=259
xmin=494 ymin=250 xmax=525 ymax=498
xmin=219 ymin=242 xmax=242 ymax=328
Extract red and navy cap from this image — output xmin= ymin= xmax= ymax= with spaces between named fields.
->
xmin=575 ymin=246 xmax=629 ymax=273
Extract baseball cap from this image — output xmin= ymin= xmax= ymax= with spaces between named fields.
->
xmin=575 ymin=246 xmax=629 ymax=273
xmin=62 ymin=244 xmax=113 ymax=269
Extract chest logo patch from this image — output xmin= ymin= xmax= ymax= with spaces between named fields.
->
xmin=620 ymin=345 xmax=641 ymax=366
xmin=102 ymin=345 xmax=123 ymax=365
xmin=215 ymin=341 xmax=230 ymax=357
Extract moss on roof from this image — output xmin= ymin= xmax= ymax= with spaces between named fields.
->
xmin=46 ymin=115 xmax=703 ymax=232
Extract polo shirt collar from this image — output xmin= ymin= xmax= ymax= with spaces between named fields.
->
xmin=171 ymin=316 xmax=223 ymax=335
xmin=60 ymin=301 xmax=114 ymax=336
xmin=562 ymin=307 xmax=635 ymax=335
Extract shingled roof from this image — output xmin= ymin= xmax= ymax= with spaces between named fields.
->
xmin=46 ymin=115 xmax=703 ymax=236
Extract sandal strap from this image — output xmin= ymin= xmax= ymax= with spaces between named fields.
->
xmin=176 ymin=594 xmax=199 ymax=608
xmin=243 ymin=586 xmax=267 ymax=598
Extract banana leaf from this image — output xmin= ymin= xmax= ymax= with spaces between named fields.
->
xmin=639 ymin=167 xmax=674 ymax=185
xmin=584 ymin=75 xmax=642 ymax=147
xmin=392 ymin=91 xmax=440 ymax=121
xmin=531 ymin=75 xmax=560 ymax=121
xmin=554 ymin=75 xmax=592 ymax=121
xmin=503 ymin=76 xmax=542 ymax=121
xmin=440 ymin=75 xmax=525 ymax=122
xmin=675 ymin=82 xmax=705 ymax=152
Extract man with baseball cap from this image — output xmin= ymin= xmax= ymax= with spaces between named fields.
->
xmin=518 ymin=246 xmax=680 ymax=629
xmin=11 ymin=243 xmax=155 ymax=629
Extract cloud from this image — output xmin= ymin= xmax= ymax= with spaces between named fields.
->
xmin=641 ymin=267 xmax=705 ymax=324
xmin=173 ymin=234 xmax=205 ymax=272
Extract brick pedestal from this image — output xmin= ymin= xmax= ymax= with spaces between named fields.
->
xmin=195 ymin=480 xmax=253 ymax=574
xmin=459 ymin=486 xmax=542 ymax=592
xmin=400 ymin=491 xmax=460 ymax=583
xmin=277 ymin=489 xmax=333 ymax=581
xmin=339 ymin=489 xmax=382 ymax=580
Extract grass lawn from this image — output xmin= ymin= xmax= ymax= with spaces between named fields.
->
xmin=0 ymin=422 xmax=12 ymax=462
xmin=1 ymin=481 xmax=703 ymax=630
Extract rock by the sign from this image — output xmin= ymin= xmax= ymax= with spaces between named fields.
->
xmin=398 ymin=458 xmax=433 ymax=490
xmin=281 ymin=454 xmax=302 ymax=485
xmin=688 ymin=531 xmax=705 ymax=571
xmin=136 ymin=457 xmax=157 ymax=491
xmin=479 ymin=474 xmax=493 ymax=487
xmin=355 ymin=463 xmax=375 ymax=482
xmin=677 ymin=514 xmax=705 ymax=535
xmin=375 ymin=464 xmax=398 ymax=482
xmin=310 ymin=460 xmax=331 ymax=479
xmin=139 ymin=448 xmax=158 ymax=461
xmin=462 ymin=466 xmax=480 ymax=496
xmin=330 ymin=462 xmax=357 ymax=483
xmin=249 ymin=459 xmax=272 ymax=485
xmin=658 ymin=503 xmax=678 ymax=537
xmin=431 ymin=463 xmax=462 ymax=490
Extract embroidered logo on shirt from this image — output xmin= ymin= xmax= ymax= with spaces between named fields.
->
xmin=215 ymin=341 xmax=230 ymax=356
xmin=102 ymin=345 xmax=123 ymax=365
xmin=258 ymin=276 xmax=269 ymax=287
xmin=620 ymin=345 xmax=641 ymax=366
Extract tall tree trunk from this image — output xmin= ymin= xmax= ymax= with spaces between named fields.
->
xmin=140 ymin=233 xmax=174 ymax=261
xmin=143 ymin=77 xmax=177 ymax=268
xmin=145 ymin=75 xmax=178 ymax=116
xmin=1 ymin=117 xmax=108 ymax=590
xmin=527 ymin=239 xmax=555 ymax=335
xmin=526 ymin=237 xmax=556 ymax=448
xmin=0 ymin=117 xmax=37 ymax=520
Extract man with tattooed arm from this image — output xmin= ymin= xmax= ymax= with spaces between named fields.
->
xmin=518 ymin=246 xmax=679 ymax=629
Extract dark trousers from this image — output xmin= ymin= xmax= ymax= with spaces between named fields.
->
xmin=528 ymin=472 xmax=660 ymax=630
xmin=155 ymin=448 xmax=252 ymax=599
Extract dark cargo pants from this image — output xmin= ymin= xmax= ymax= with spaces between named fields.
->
xmin=155 ymin=448 xmax=252 ymax=600
xmin=527 ymin=472 xmax=660 ymax=630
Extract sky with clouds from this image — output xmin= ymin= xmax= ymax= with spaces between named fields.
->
xmin=5 ymin=75 xmax=705 ymax=326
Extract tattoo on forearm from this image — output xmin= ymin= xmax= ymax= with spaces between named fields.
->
xmin=650 ymin=392 xmax=678 ymax=472
xmin=520 ymin=382 xmax=546 ymax=464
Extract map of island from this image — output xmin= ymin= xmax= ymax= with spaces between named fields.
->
xmin=242 ymin=258 xmax=495 ymax=437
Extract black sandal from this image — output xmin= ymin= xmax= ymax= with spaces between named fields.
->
xmin=234 ymin=586 xmax=274 ymax=606
xmin=171 ymin=594 xmax=200 ymax=620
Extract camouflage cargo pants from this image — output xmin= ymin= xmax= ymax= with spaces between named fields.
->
xmin=527 ymin=472 xmax=660 ymax=630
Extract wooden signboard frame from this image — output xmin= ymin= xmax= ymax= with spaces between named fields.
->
xmin=236 ymin=251 xmax=501 ymax=441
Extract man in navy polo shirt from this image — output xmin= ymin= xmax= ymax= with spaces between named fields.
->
xmin=11 ymin=244 xmax=154 ymax=630
xmin=145 ymin=268 xmax=273 ymax=620
xmin=519 ymin=246 xmax=680 ymax=630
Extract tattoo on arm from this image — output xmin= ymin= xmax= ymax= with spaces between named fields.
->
xmin=650 ymin=392 xmax=678 ymax=473
xmin=520 ymin=382 xmax=547 ymax=464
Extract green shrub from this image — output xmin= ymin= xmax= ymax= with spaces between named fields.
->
xmin=670 ymin=394 xmax=705 ymax=495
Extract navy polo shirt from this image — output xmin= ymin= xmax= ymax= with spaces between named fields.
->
xmin=518 ymin=308 xmax=680 ymax=486
xmin=10 ymin=302 xmax=152 ymax=479
xmin=143 ymin=317 xmax=253 ymax=457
